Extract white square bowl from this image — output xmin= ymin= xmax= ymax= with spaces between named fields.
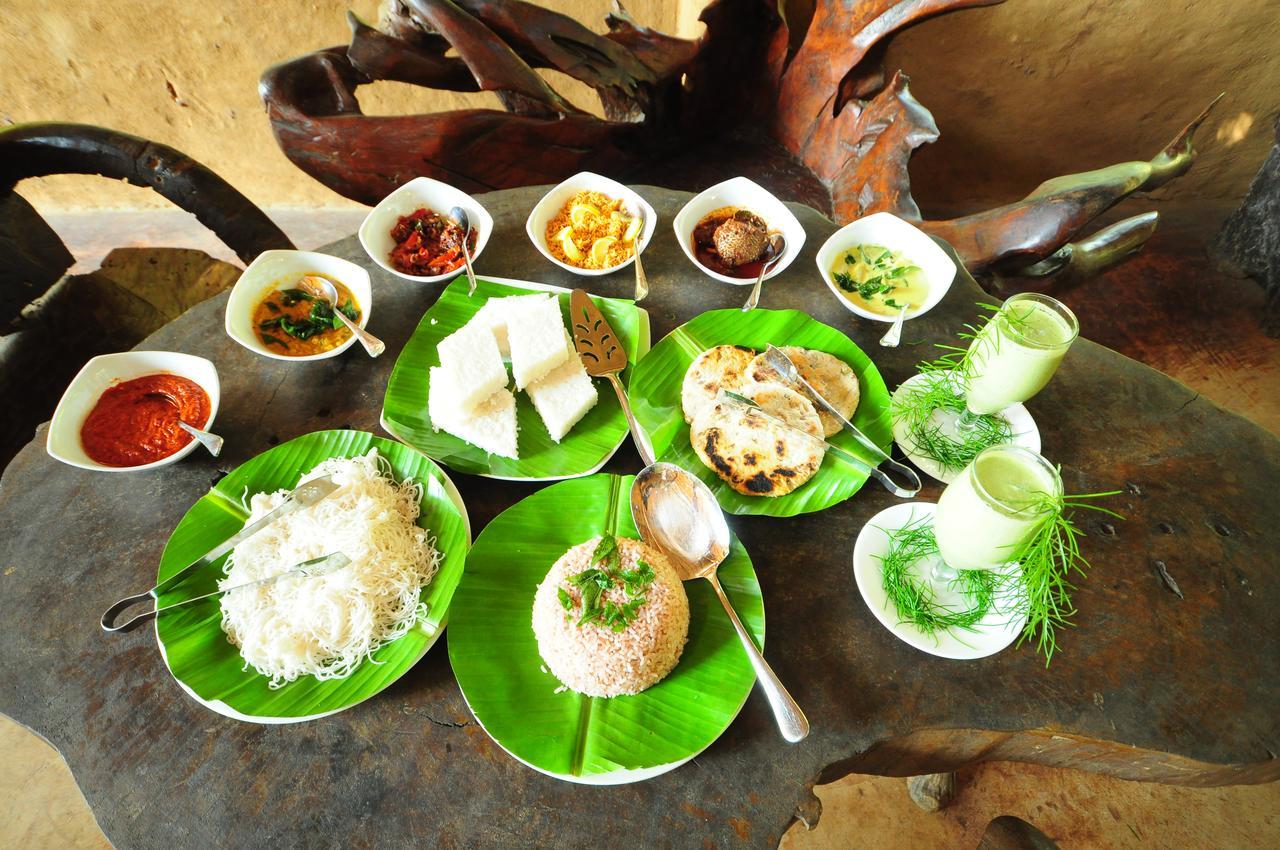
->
xmin=524 ymin=171 xmax=658 ymax=277
xmin=225 ymin=250 xmax=373 ymax=362
xmin=672 ymin=176 xmax=807 ymax=285
xmin=815 ymin=212 xmax=957 ymax=323
xmin=358 ymin=177 xmax=493 ymax=283
xmin=46 ymin=350 xmax=221 ymax=472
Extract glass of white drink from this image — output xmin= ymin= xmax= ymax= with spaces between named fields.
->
xmin=932 ymin=444 xmax=1062 ymax=578
xmin=963 ymin=293 xmax=1078 ymax=416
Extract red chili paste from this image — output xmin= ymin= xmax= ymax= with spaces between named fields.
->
xmin=80 ymin=374 xmax=211 ymax=467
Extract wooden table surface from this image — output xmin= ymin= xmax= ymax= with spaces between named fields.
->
xmin=1 ymin=186 xmax=1276 ymax=850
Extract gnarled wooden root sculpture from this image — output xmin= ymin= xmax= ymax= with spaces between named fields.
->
xmin=260 ymin=0 xmax=1220 ymax=290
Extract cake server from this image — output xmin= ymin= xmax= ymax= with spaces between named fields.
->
xmin=570 ymin=288 xmax=655 ymax=465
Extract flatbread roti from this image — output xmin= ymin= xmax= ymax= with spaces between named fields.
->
xmin=748 ymin=346 xmax=859 ymax=437
xmin=690 ymin=380 xmax=824 ymax=497
xmin=681 ymin=344 xmax=756 ymax=424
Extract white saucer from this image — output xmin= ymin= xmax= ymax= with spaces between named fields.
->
xmin=891 ymin=372 xmax=1040 ymax=484
xmin=852 ymin=502 xmax=1027 ymax=660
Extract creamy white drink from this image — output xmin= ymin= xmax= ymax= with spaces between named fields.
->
xmin=934 ymin=445 xmax=1062 ymax=570
xmin=964 ymin=294 xmax=1078 ymax=416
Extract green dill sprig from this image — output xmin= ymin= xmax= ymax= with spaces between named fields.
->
xmin=997 ymin=489 xmax=1124 ymax=666
xmin=877 ymin=520 xmax=996 ymax=635
xmin=891 ymin=374 xmax=1013 ymax=473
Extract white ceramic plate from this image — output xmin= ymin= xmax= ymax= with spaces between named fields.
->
xmin=359 ymin=176 xmax=494 ymax=283
xmin=815 ymin=212 xmax=957 ymax=322
xmin=46 ymin=351 xmax=221 ymax=472
xmin=524 ymin=172 xmax=657 ymax=277
xmin=225 ymin=250 xmax=373 ymax=362
xmin=156 ymin=464 xmax=471 ymax=725
xmin=853 ymin=502 xmax=1027 ymax=660
xmin=672 ymin=176 xmax=807 ymax=285
xmin=890 ymin=372 xmax=1040 ymax=484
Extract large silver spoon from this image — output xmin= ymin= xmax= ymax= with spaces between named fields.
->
xmin=298 ymin=275 xmax=385 ymax=357
xmin=741 ymin=233 xmax=786 ymax=312
xmin=631 ymin=464 xmax=810 ymax=742
xmin=450 ymin=205 xmax=479 ymax=296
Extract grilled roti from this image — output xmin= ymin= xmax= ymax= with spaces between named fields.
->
xmin=690 ymin=380 xmax=824 ymax=497
xmin=681 ymin=344 xmax=756 ymax=424
xmin=747 ymin=346 xmax=859 ymax=437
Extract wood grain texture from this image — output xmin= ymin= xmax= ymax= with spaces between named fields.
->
xmin=0 ymin=186 xmax=1276 ymax=850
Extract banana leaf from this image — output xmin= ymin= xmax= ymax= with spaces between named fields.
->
xmin=448 ymin=474 xmax=764 ymax=780
xmin=382 ymin=276 xmax=649 ymax=479
xmin=154 ymin=429 xmax=469 ymax=722
xmin=628 ymin=309 xmax=893 ymax=516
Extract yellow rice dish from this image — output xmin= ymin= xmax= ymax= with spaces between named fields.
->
xmin=544 ymin=190 xmax=640 ymax=270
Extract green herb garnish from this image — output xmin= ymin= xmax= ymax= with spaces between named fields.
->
xmin=878 ymin=519 xmax=996 ymax=635
xmin=891 ymin=373 xmax=1013 ymax=472
xmin=260 ymin=332 xmax=288 ymax=348
xmin=564 ymin=533 xmax=655 ymax=631
xmin=833 ymin=271 xmax=858 ymax=293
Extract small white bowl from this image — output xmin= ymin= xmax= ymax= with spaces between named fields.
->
xmin=672 ymin=176 xmax=807 ymax=286
xmin=524 ymin=172 xmax=657 ymax=277
xmin=815 ymin=211 xmax=957 ymax=323
xmin=46 ymin=351 xmax=221 ymax=472
xmin=225 ymin=250 xmax=373 ymax=362
xmin=359 ymin=177 xmax=493 ymax=283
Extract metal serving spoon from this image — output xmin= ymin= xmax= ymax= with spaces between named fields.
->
xmin=144 ymin=392 xmax=224 ymax=457
xmin=450 ymin=205 xmax=479 ymax=296
xmin=741 ymin=233 xmax=787 ymax=312
xmin=297 ymin=276 xmax=385 ymax=357
xmin=631 ymin=464 xmax=810 ymax=742
xmin=631 ymin=206 xmax=649 ymax=303
xmin=879 ymin=303 xmax=909 ymax=348
xmin=569 ymin=288 xmax=809 ymax=742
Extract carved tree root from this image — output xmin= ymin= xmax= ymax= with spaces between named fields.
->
xmin=906 ymin=771 xmax=958 ymax=812
xmin=259 ymin=0 xmax=1218 ymax=292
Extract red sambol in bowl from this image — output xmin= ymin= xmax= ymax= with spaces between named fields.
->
xmin=359 ymin=177 xmax=493 ymax=283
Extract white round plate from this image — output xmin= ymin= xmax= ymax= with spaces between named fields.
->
xmin=891 ymin=372 xmax=1040 ymax=484
xmin=852 ymin=502 xmax=1027 ymax=660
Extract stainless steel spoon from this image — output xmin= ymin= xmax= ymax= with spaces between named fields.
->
xmin=741 ymin=233 xmax=786 ymax=312
xmin=631 ymin=464 xmax=810 ymax=742
xmin=450 ymin=205 xmax=479 ymax=296
xmin=879 ymin=303 xmax=909 ymax=348
xmin=631 ymin=206 xmax=649 ymax=303
xmin=144 ymin=392 xmax=224 ymax=457
xmin=298 ymin=275 xmax=385 ymax=357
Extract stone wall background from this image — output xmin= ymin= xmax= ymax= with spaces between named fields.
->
xmin=2 ymin=0 xmax=1276 ymax=218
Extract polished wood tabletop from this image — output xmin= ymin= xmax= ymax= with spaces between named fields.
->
xmin=1 ymin=185 xmax=1276 ymax=849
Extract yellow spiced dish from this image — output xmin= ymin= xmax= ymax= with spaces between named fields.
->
xmin=545 ymin=191 xmax=641 ymax=270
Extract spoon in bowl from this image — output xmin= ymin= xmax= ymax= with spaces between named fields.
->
xmin=297 ymin=276 xmax=385 ymax=358
xmin=741 ymin=233 xmax=786 ymax=312
xmin=631 ymin=206 xmax=649 ymax=303
xmin=879 ymin=303 xmax=909 ymax=348
xmin=144 ymin=393 xmax=224 ymax=457
xmin=450 ymin=205 xmax=479 ymax=296
xmin=631 ymin=464 xmax=810 ymax=742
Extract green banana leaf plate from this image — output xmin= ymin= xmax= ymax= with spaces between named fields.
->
xmin=448 ymin=474 xmax=764 ymax=784
xmin=381 ymin=276 xmax=650 ymax=480
xmin=628 ymin=308 xmax=893 ymax=517
xmin=154 ymin=429 xmax=470 ymax=723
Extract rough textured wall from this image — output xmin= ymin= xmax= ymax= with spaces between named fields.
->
xmin=0 ymin=0 xmax=678 ymax=212
xmin=879 ymin=0 xmax=1279 ymax=218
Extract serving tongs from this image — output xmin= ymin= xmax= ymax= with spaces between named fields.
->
xmin=101 ymin=475 xmax=342 ymax=632
xmin=743 ymin=345 xmax=921 ymax=498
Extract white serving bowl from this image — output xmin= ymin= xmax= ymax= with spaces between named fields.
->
xmin=815 ymin=211 xmax=957 ymax=323
xmin=46 ymin=350 xmax=221 ymax=472
xmin=524 ymin=171 xmax=657 ymax=277
xmin=225 ymin=250 xmax=373 ymax=362
xmin=672 ymin=176 xmax=807 ymax=285
xmin=359 ymin=176 xmax=493 ymax=283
